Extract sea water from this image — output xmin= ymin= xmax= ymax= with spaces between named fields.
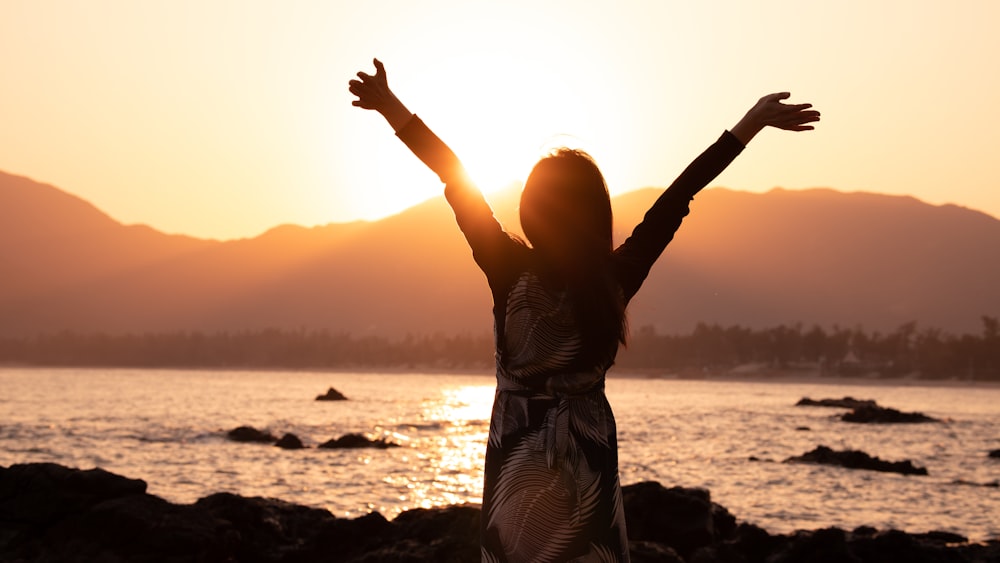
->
xmin=1 ymin=367 xmax=997 ymax=541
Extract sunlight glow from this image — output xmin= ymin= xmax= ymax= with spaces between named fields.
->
xmin=2 ymin=1 xmax=999 ymax=238
xmin=381 ymin=384 xmax=493 ymax=516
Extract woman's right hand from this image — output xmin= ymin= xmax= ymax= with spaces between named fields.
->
xmin=349 ymin=58 xmax=412 ymax=131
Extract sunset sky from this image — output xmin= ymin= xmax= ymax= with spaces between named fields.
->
xmin=3 ymin=1 xmax=998 ymax=240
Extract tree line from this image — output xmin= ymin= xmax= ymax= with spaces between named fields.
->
xmin=1 ymin=317 xmax=997 ymax=381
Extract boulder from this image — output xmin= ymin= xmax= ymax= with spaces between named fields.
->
xmin=0 ymin=463 xmax=146 ymax=525
xmin=227 ymin=425 xmax=277 ymax=443
xmin=318 ymin=433 xmax=399 ymax=449
xmin=315 ymin=387 xmax=348 ymax=401
xmin=784 ymin=445 xmax=928 ymax=475
xmin=622 ymin=481 xmax=736 ymax=559
xmin=765 ymin=527 xmax=860 ymax=563
xmin=3 ymin=462 xmax=998 ymax=563
xmin=275 ymin=433 xmax=306 ymax=449
xmin=629 ymin=540 xmax=685 ymax=563
xmin=989 ymin=449 xmax=1000 ymax=459
xmin=841 ymin=405 xmax=939 ymax=424
xmin=796 ymin=396 xmax=878 ymax=409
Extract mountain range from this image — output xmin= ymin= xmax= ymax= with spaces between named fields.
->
xmin=2 ymin=170 xmax=998 ymax=339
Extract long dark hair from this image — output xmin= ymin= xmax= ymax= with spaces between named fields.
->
xmin=519 ymin=148 xmax=627 ymax=352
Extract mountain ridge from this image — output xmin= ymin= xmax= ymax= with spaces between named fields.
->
xmin=2 ymin=170 xmax=998 ymax=338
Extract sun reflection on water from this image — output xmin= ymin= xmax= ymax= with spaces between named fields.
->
xmin=384 ymin=384 xmax=494 ymax=514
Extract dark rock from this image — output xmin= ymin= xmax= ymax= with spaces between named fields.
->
xmin=388 ymin=504 xmax=481 ymax=561
xmin=318 ymin=433 xmax=400 ymax=449
xmin=227 ymin=425 xmax=277 ymax=443
xmin=795 ymin=426 xmax=811 ymax=431
xmin=290 ymin=511 xmax=393 ymax=562
xmin=841 ymin=405 xmax=940 ymax=423
xmin=796 ymin=396 xmax=878 ymax=409
xmin=689 ymin=542 xmax=747 ymax=563
xmin=768 ymin=527 xmax=861 ymax=563
xmin=849 ymin=528 xmax=958 ymax=563
xmin=915 ymin=530 xmax=969 ymax=545
xmin=629 ymin=540 xmax=685 ymax=563
xmin=729 ymin=522 xmax=786 ymax=563
xmin=0 ymin=463 xmax=229 ymax=562
xmin=0 ymin=463 xmax=147 ymax=525
xmin=4 ymin=462 xmax=998 ymax=563
xmin=951 ymin=479 xmax=1000 ymax=488
xmin=316 ymin=386 xmax=348 ymax=401
xmin=195 ymin=492 xmax=334 ymax=561
xmin=851 ymin=525 xmax=878 ymax=537
xmin=989 ymin=449 xmax=1000 ymax=458
xmin=785 ymin=445 xmax=928 ymax=475
xmin=623 ymin=481 xmax=732 ymax=559
xmin=275 ymin=433 xmax=306 ymax=449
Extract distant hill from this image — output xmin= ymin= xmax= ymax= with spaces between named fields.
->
xmin=2 ymin=170 xmax=998 ymax=338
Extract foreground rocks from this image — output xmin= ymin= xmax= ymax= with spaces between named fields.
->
xmin=785 ymin=445 xmax=929 ymax=475
xmin=2 ymin=463 xmax=997 ymax=563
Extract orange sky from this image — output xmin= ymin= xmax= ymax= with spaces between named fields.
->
xmin=2 ymin=1 xmax=998 ymax=240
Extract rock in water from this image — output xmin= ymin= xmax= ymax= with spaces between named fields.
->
xmin=796 ymin=396 xmax=878 ymax=409
xmin=784 ymin=445 xmax=928 ymax=475
xmin=841 ymin=405 xmax=939 ymax=423
xmin=318 ymin=433 xmax=399 ymax=449
xmin=275 ymin=433 xmax=306 ymax=449
xmin=227 ymin=426 xmax=277 ymax=443
xmin=315 ymin=387 xmax=348 ymax=401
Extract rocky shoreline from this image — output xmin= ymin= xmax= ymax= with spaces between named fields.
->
xmin=1 ymin=463 xmax=997 ymax=562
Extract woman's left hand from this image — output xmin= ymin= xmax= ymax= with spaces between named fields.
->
xmin=731 ymin=92 xmax=820 ymax=145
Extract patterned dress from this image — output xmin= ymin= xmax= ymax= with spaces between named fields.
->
xmin=396 ymin=116 xmax=744 ymax=562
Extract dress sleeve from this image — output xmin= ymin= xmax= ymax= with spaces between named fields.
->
xmin=395 ymin=115 xmax=515 ymax=278
xmin=614 ymin=130 xmax=745 ymax=301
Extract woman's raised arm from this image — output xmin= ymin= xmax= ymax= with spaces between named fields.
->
xmin=349 ymin=59 xmax=509 ymax=273
xmin=730 ymin=92 xmax=821 ymax=145
xmin=349 ymin=58 xmax=466 ymax=185
xmin=348 ymin=58 xmax=413 ymax=132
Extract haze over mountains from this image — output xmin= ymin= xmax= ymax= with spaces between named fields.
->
xmin=2 ymin=170 xmax=998 ymax=339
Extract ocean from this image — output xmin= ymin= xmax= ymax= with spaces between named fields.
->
xmin=1 ymin=367 xmax=997 ymax=542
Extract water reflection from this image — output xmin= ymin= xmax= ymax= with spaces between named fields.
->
xmin=5 ymin=369 xmax=996 ymax=540
xmin=388 ymin=384 xmax=493 ymax=513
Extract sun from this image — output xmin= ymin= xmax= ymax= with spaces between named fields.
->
xmin=350 ymin=47 xmax=598 ymax=219
xmin=402 ymin=50 xmax=590 ymax=197
xmin=452 ymin=134 xmax=536 ymax=195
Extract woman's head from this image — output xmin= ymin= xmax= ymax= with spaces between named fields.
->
xmin=519 ymin=149 xmax=613 ymax=265
xmin=519 ymin=149 xmax=627 ymax=349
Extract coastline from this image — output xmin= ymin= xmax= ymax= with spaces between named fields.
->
xmin=6 ymin=362 xmax=1000 ymax=389
xmin=2 ymin=462 xmax=997 ymax=563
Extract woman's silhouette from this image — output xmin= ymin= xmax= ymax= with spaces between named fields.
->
xmin=350 ymin=58 xmax=819 ymax=562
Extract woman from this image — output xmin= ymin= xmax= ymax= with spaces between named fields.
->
xmin=349 ymin=59 xmax=819 ymax=562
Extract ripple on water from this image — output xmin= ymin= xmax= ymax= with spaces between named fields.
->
xmin=2 ymin=368 xmax=998 ymax=541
